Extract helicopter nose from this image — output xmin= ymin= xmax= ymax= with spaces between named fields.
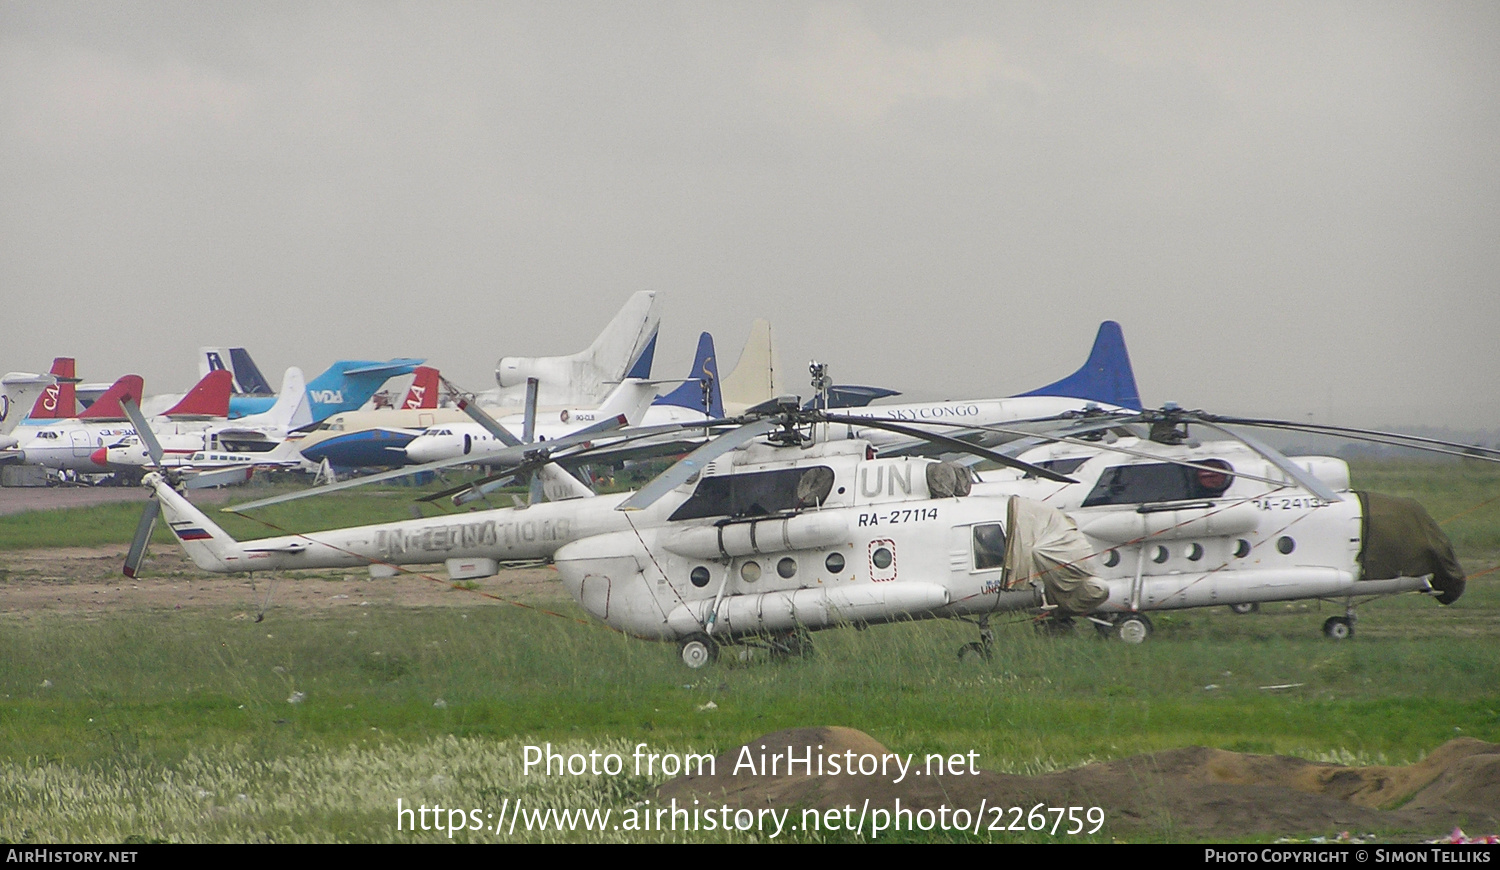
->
xmin=90 ymin=447 xmax=109 ymax=467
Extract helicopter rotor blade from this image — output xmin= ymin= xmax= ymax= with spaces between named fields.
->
xmin=122 ymin=497 xmax=160 ymax=578
xmin=1185 ymin=420 xmax=1342 ymax=502
xmin=222 ymin=418 xmax=628 ymax=513
xmin=119 ymin=398 xmax=164 ymax=467
xmin=522 ymin=378 xmax=538 ymax=445
xmin=617 ymin=417 xmax=779 ymax=511
xmin=820 ymin=413 xmax=1079 ymax=483
xmin=836 ymin=414 xmax=1335 ymax=493
xmin=1197 ymin=415 xmax=1500 ymax=463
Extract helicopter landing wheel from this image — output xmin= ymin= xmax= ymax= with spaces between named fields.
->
xmin=1116 ymin=614 xmax=1152 ymax=644
xmin=958 ymin=641 xmax=993 ymax=662
xmin=1228 ymin=602 xmax=1259 ymax=615
xmin=1322 ymin=616 xmax=1353 ymax=640
xmin=679 ymin=633 xmax=718 ymax=668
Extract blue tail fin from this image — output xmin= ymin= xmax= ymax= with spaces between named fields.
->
xmin=625 ymin=332 xmax=657 ymax=380
xmin=228 ymin=348 xmax=274 ymax=395
xmin=1013 ymin=321 xmax=1142 ymax=410
xmin=655 ymin=333 xmax=723 ymax=418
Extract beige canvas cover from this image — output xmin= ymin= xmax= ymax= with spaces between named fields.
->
xmin=1003 ymin=495 xmax=1109 ymax=615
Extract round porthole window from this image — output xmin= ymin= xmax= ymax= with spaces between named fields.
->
xmin=1102 ymin=549 xmax=1120 ymax=568
xmin=777 ymin=557 xmax=797 ymax=579
xmin=1233 ymin=539 xmax=1251 ymax=559
xmin=1152 ymin=545 xmax=1169 ymax=564
xmin=1277 ymin=536 xmax=1295 ymax=555
xmin=1186 ymin=543 xmax=1204 ymax=562
xmin=825 ymin=552 xmax=846 ymax=573
xmin=690 ymin=566 xmax=711 ymax=588
xmin=872 ymin=547 xmax=893 ymax=570
xmin=740 ymin=561 xmax=761 ymax=583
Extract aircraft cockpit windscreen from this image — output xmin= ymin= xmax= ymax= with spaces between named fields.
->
xmin=670 ymin=466 xmax=836 ymax=521
xmin=1081 ymin=459 xmax=1234 ymax=508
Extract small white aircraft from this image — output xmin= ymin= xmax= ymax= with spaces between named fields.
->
xmin=91 ymin=369 xmax=313 ymax=478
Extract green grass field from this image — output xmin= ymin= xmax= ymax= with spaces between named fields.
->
xmin=1 ymin=460 xmax=1496 ymax=842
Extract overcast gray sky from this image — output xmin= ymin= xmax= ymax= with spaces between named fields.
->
xmin=3 ymin=1 xmax=1496 ymax=430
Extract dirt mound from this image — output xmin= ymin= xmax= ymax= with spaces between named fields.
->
xmin=656 ymin=728 xmax=1500 ymax=840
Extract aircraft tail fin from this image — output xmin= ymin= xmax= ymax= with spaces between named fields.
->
xmin=1013 ymin=321 xmax=1143 ymax=411
xmin=163 ymin=370 xmax=233 ymax=419
xmin=494 ymin=292 xmax=660 ymax=404
xmin=149 ymin=476 xmax=245 ymax=572
xmin=199 ymin=348 xmax=274 ymax=396
xmin=401 ymin=366 xmax=441 ymax=410
xmin=593 ymin=378 xmax=659 ymax=426
xmin=2 ymin=363 xmax=68 ymax=432
xmin=655 ymin=332 xmax=724 ymax=418
xmin=239 ymin=368 xmax=311 ymax=432
xmin=721 ymin=319 xmax=781 ymax=413
xmin=304 ymin=358 xmax=422 ymax=423
xmin=585 ymin=290 xmax=660 ymax=381
xmin=78 ymin=375 xmax=145 ymax=421
xmin=23 ymin=358 xmax=77 ymax=421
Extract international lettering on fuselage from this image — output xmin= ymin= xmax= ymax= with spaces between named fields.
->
xmin=375 ymin=516 xmax=574 ymax=559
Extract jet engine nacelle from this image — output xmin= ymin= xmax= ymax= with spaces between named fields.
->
xmin=495 ymin=357 xmax=590 ymax=390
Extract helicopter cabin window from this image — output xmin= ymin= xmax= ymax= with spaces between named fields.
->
xmin=972 ymin=523 xmax=1006 ymax=571
xmin=1081 ymin=460 xmax=1234 ymax=508
xmin=670 ymin=466 xmax=836 ymax=521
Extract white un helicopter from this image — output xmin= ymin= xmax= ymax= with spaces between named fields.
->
xmin=937 ymin=405 xmax=1479 ymax=643
xmin=121 ymin=370 xmax=1488 ymax=665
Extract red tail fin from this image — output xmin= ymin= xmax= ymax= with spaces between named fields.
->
xmin=401 ymin=366 xmax=440 ymax=410
xmin=78 ymin=375 xmax=145 ymax=421
xmin=29 ymin=357 xmax=77 ymax=419
xmin=163 ymin=370 xmax=232 ymax=418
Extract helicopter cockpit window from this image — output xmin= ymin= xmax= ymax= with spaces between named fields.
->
xmin=1081 ymin=460 xmax=1236 ymax=508
xmin=670 ymin=466 xmax=837 ymax=521
xmin=795 ymin=466 xmax=835 ymax=508
xmin=926 ymin=461 xmax=973 ymax=499
xmin=972 ymin=523 xmax=1006 ymax=571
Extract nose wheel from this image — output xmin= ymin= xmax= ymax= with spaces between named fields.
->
xmin=1322 ymin=616 xmax=1354 ymax=640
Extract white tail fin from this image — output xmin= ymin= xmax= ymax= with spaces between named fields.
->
xmin=590 ymin=378 xmax=658 ymax=426
xmin=1 ymin=372 xmax=57 ymax=435
xmin=493 ymin=291 xmax=660 ymax=406
xmin=149 ymin=477 xmax=246 ymax=573
xmin=236 ymin=368 xmax=311 ymax=432
xmin=722 ymin=319 xmax=782 ymax=414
